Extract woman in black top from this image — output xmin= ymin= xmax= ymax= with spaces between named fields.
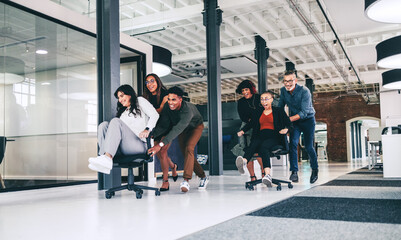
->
xmin=236 ymin=91 xmax=292 ymax=187
xmin=232 ymin=80 xmax=264 ymax=178
xmin=143 ymin=73 xmax=169 ymax=113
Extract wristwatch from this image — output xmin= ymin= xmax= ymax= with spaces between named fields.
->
xmin=159 ymin=142 xmax=165 ymax=147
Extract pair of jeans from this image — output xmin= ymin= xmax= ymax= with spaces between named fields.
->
xmin=289 ymin=117 xmax=318 ymax=172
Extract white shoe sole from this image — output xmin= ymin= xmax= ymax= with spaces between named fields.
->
xmin=235 ymin=156 xmax=245 ymax=174
xmin=262 ymin=178 xmax=272 ymax=188
xmin=88 ymin=163 xmax=111 ymax=174
xmin=88 ymin=156 xmax=112 ymax=169
xmin=180 ymin=182 xmax=190 ymax=193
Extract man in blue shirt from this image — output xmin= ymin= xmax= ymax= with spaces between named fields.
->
xmin=278 ymin=70 xmax=318 ymax=183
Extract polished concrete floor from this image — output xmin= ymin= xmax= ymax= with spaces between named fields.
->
xmin=0 ymin=161 xmax=364 ymax=240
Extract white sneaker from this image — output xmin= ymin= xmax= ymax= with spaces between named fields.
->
xmin=180 ymin=181 xmax=190 ymax=193
xmin=88 ymin=163 xmax=111 ymax=174
xmin=88 ymin=155 xmax=113 ymax=170
xmin=235 ymin=156 xmax=247 ymax=174
xmin=198 ymin=176 xmax=209 ymax=190
xmin=262 ymin=174 xmax=273 ymax=188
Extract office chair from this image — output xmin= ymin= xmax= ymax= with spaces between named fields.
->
xmin=243 ymin=135 xmax=293 ymax=191
xmin=105 ymin=137 xmax=161 ymax=199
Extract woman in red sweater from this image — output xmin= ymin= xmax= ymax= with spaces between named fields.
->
xmin=236 ymin=91 xmax=292 ymax=187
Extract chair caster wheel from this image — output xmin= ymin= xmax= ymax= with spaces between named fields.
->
xmin=138 ymin=189 xmax=144 ymax=194
xmin=136 ymin=192 xmax=142 ymax=199
xmin=155 ymin=190 xmax=161 ymax=196
xmin=246 ymin=185 xmax=254 ymax=191
xmin=276 ymin=185 xmax=282 ymax=191
xmin=288 ymin=183 xmax=293 ymax=189
xmin=105 ymin=191 xmax=114 ymax=199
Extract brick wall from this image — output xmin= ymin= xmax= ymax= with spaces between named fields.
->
xmin=313 ymin=92 xmax=380 ymax=162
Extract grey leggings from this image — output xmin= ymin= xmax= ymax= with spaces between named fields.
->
xmin=98 ymin=118 xmax=146 ymax=157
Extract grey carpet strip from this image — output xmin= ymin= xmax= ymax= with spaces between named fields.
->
xmin=247 ymin=196 xmax=401 ymax=224
xmin=347 ymin=171 xmax=383 ymax=175
xmin=181 ymin=216 xmax=401 ymax=240
xmin=296 ymin=186 xmax=401 ymax=199
xmin=323 ymin=179 xmax=401 ymax=187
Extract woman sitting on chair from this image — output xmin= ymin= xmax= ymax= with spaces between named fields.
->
xmin=88 ymin=84 xmax=159 ymax=174
xmin=236 ymin=91 xmax=292 ymax=187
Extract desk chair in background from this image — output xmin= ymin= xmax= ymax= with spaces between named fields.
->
xmin=243 ymin=135 xmax=293 ymax=191
xmin=105 ymin=137 xmax=161 ymax=199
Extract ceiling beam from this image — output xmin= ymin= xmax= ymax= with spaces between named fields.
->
xmin=120 ymin=0 xmax=277 ymax=32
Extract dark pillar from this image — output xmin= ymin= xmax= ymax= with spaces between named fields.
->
xmin=203 ymin=0 xmax=223 ymax=175
xmin=97 ymin=0 xmax=121 ymax=190
xmin=254 ymin=35 xmax=269 ymax=93
xmin=285 ymin=58 xmax=296 ymax=71
xmin=351 ymin=122 xmax=355 ymax=159
xmin=305 ymin=75 xmax=314 ymax=104
xmin=357 ymin=122 xmax=362 ymax=159
xmin=355 ymin=122 xmax=360 ymax=159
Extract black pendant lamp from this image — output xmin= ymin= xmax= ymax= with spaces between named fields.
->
xmin=152 ymin=45 xmax=172 ymax=77
xmin=382 ymin=69 xmax=401 ymax=89
xmin=376 ymin=35 xmax=401 ymax=69
xmin=365 ymin=0 xmax=401 ymax=23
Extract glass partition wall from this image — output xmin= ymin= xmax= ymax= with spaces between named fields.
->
xmin=0 ymin=3 xmax=140 ymax=191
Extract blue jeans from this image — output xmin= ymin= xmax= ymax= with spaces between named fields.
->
xmin=289 ymin=117 xmax=318 ymax=172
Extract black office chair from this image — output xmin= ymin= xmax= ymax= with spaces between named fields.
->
xmin=105 ymin=137 xmax=161 ymax=199
xmin=244 ymin=136 xmax=293 ymax=191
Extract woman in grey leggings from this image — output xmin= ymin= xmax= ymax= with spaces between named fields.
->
xmin=88 ymin=85 xmax=159 ymax=174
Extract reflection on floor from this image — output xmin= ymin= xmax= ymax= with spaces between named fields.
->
xmin=0 ymin=179 xmax=97 ymax=193
xmin=0 ymin=161 xmax=367 ymax=240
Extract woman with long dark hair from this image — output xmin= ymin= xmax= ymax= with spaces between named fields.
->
xmin=143 ymin=73 xmax=178 ymax=188
xmin=143 ymin=73 xmax=169 ymax=113
xmin=88 ymin=84 xmax=159 ymax=174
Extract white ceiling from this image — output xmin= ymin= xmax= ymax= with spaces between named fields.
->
xmin=51 ymin=0 xmax=401 ymax=104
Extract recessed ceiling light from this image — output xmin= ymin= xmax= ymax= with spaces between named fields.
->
xmin=35 ymin=49 xmax=48 ymax=55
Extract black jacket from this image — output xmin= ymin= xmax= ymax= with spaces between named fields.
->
xmin=241 ymin=106 xmax=293 ymax=145
xmin=237 ymin=94 xmax=261 ymax=123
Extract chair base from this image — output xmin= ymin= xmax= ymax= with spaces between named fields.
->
xmin=104 ymin=167 xmax=160 ymax=199
xmin=245 ymin=178 xmax=293 ymax=191
xmin=105 ymin=183 xmax=160 ymax=199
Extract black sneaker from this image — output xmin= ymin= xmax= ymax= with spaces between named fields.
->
xmin=310 ymin=169 xmax=318 ymax=183
xmin=290 ymin=171 xmax=298 ymax=182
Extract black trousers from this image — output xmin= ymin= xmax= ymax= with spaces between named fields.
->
xmin=243 ymin=129 xmax=279 ymax=168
